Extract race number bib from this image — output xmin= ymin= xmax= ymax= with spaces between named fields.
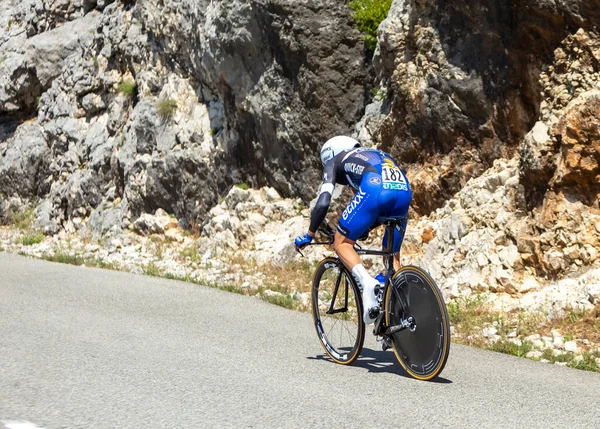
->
xmin=382 ymin=166 xmax=408 ymax=191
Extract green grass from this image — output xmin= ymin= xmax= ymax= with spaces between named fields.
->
xmin=41 ymin=252 xmax=86 ymax=266
xmin=157 ymin=99 xmax=178 ymax=120
xmin=568 ymin=352 xmax=600 ymax=372
xmin=20 ymin=233 xmax=44 ymax=246
xmin=349 ymin=0 xmax=393 ymax=53
xmin=0 ymin=245 xmax=4 ymax=252
xmin=235 ymin=183 xmax=250 ymax=190
xmin=92 ymin=56 xmax=99 ymax=69
xmin=117 ymin=79 xmax=137 ymax=97
xmin=143 ymin=261 xmax=161 ymax=277
xmin=489 ymin=340 xmax=533 ymax=358
xmin=39 ymin=251 xmax=122 ymax=270
xmin=371 ymin=87 xmax=387 ymax=101
xmin=261 ymin=293 xmax=298 ymax=310
xmin=448 ymin=294 xmax=496 ymax=337
xmin=180 ymin=245 xmax=200 ymax=263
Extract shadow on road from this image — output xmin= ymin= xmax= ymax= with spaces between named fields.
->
xmin=307 ymin=347 xmax=453 ymax=384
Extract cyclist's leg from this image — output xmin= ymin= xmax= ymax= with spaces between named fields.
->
xmin=335 ymin=176 xmax=383 ymax=323
xmin=332 ymin=232 xmax=361 ymax=269
xmin=381 ymin=187 xmax=412 ymax=270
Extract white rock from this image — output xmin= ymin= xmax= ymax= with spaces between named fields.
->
xmin=531 ymin=121 xmax=550 ymax=144
xmin=517 ymin=276 xmax=539 ymax=294
xmin=553 ymin=336 xmax=565 ymax=348
xmin=262 ymin=187 xmax=281 ymax=202
xmin=262 ymin=289 xmax=284 ymax=298
xmin=564 ymin=341 xmax=579 ymax=353
xmin=482 ymin=327 xmax=498 ymax=338
xmin=585 ymin=283 xmax=600 ymax=304
xmin=526 ymin=351 xmax=543 ymax=359
xmin=476 ymin=252 xmax=488 ymax=267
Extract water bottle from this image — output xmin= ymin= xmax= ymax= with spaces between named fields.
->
xmin=375 ymin=272 xmax=385 ymax=304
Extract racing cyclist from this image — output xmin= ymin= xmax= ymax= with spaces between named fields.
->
xmin=294 ymin=136 xmax=413 ymax=324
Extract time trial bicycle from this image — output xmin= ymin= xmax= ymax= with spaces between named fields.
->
xmin=300 ymin=216 xmax=450 ymax=380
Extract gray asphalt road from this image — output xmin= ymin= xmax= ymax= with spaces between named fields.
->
xmin=1 ymin=253 xmax=599 ymax=429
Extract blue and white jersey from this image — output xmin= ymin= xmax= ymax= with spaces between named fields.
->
xmin=319 ymin=147 xmax=409 ymax=195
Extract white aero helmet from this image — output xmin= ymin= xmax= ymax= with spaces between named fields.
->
xmin=320 ymin=136 xmax=361 ymax=166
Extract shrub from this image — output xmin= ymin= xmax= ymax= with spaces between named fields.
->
xmin=349 ymin=0 xmax=393 ymax=53
xmin=157 ymin=98 xmax=178 ymax=120
xmin=117 ymin=79 xmax=137 ymax=97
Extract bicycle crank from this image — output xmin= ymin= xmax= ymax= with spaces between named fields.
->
xmin=384 ymin=316 xmax=416 ymax=335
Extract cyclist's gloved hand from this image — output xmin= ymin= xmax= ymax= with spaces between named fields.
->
xmin=294 ymin=233 xmax=313 ymax=250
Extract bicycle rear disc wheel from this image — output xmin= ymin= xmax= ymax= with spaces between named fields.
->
xmin=385 ymin=265 xmax=450 ymax=380
xmin=311 ymin=257 xmax=365 ymax=365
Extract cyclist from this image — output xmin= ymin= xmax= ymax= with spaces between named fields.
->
xmin=294 ymin=136 xmax=412 ymax=324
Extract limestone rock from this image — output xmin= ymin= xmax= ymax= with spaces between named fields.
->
xmin=0 ymin=122 xmax=48 ymax=197
xmin=132 ymin=209 xmax=175 ymax=235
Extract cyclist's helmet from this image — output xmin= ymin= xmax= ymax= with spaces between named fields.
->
xmin=320 ymin=136 xmax=361 ymax=166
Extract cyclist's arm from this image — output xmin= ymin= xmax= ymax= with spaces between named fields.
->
xmin=308 ymin=161 xmax=336 ymax=235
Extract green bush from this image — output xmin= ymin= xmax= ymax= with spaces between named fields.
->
xmin=349 ymin=0 xmax=393 ymax=53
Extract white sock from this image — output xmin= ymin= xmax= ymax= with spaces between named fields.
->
xmin=351 ymin=264 xmax=379 ymax=322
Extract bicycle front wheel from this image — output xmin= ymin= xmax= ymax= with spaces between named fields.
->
xmin=311 ymin=257 xmax=365 ymax=365
xmin=385 ymin=265 xmax=450 ymax=380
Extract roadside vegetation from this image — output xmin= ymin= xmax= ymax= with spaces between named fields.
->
xmin=38 ymin=250 xmax=122 ymax=271
xmin=449 ymin=294 xmax=600 ymax=372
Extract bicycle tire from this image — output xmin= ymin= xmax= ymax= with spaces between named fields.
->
xmin=311 ymin=257 xmax=365 ymax=365
xmin=385 ymin=265 xmax=450 ymax=380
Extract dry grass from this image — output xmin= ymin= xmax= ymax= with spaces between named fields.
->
xmin=544 ymin=306 xmax=600 ymax=343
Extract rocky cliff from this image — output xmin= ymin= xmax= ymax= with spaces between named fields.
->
xmin=1 ymin=0 xmax=600 ymax=313
xmin=1 ymin=0 xmax=366 ymax=234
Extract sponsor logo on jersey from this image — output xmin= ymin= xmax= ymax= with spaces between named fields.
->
xmin=382 ymin=157 xmax=397 ymax=169
xmin=342 ymin=189 xmax=367 ymax=220
xmin=383 ymin=182 xmax=409 ymax=191
xmin=344 ymin=163 xmax=364 ymax=175
xmin=355 ymin=153 xmax=369 ymax=161
xmin=370 ymin=177 xmax=381 ymax=185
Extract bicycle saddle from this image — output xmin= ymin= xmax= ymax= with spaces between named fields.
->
xmin=377 ymin=215 xmax=407 ymax=226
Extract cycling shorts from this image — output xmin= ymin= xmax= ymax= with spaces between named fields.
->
xmin=337 ymin=171 xmax=412 ymax=253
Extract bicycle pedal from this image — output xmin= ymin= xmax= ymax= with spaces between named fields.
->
xmin=372 ymin=311 xmax=384 ymax=336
